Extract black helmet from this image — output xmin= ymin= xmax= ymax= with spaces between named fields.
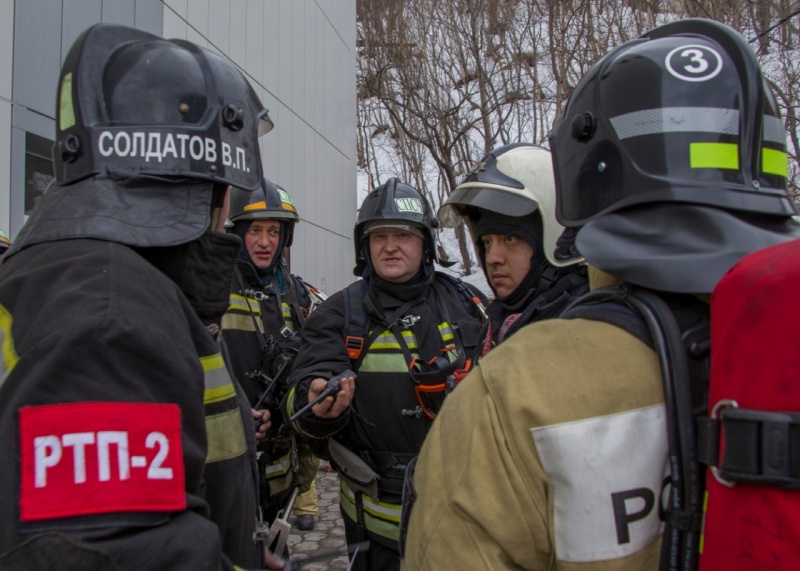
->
xmin=229 ymin=178 xmax=300 ymax=248
xmin=54 ymin=23 xmax=273 ymax=189
xmin=549 ymin=19 xmax=800 ymax=293
xmin=550 ymin=18 xmax=795 ymax=226
xmin=8 ymin=24 xmax=272 ymax=254
xmin=354 ymin=178 xmax=438 ymax=274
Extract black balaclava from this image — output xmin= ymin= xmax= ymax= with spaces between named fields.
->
xmin=233 ymin=219 xmax=288 ymax=288
xmin=135 ymin=183 xmax=241 ymax=327
xmin=475 ymin=210 xmax=546 ymax=310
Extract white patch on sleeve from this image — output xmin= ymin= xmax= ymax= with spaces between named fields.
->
xmin=531 ymin=404 xmax=668 ymax=562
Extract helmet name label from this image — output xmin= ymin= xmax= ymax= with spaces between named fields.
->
xmin=395 ymin=197 xmax=423 ymax=214
xmin=665 ymin=44 xmax=723 ymax=82
xmin=97 ymin=129 xmax=251 ymax=173
xmin=19 ymin=402 xmax=186 ymax=521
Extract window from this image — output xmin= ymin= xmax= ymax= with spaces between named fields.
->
xmin=25 ymin=133 xmax=54 ymax=215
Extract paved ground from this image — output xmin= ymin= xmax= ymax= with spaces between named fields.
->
xmin=285 ymin=463 xmax=350 ymax=570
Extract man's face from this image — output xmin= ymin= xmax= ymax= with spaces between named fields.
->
xmin=245 ymin=220 xmax=282 ymax=269
xmin=482 ymin=233 xmax=534 ymax=299
xmin=368 ymin=227 xmax=424 ymax=283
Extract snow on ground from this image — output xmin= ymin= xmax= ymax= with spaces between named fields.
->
xmin=436 ymin=262 xmax=493 ymax=300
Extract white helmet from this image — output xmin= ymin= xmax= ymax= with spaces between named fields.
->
xmin=439 ymin=143 xmax=583 ymax=267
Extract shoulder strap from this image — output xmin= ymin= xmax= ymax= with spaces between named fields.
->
xmin=287 ymin=274 xmax=312 ymax=326
xmin=343 ymin=280 xmax=427 ymax=370
xmin=561 ymin=295 xmax=654 ymax=350
xmin=563 ymin=285 xmax=709 ymax=571
xmin=344 ymin=280 xmax=370 ymax=363
xmin=433 ymin=271 xmax=488 ymax=323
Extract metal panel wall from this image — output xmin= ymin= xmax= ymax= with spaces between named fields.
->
xmin=4 ymin=0 xmax=164 ymax=237
xmin=2 ymin=0 xmax=356 ymax=292
xmin=0 ymin=0 xmax=13 ymax=232
xmin=13 ymin=0 xmax=62 ymax=119
xmin=166 ymin=0 xmax=357 ymax=294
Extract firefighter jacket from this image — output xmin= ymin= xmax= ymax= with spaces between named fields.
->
xmin=0 ymin=239 xmax=262 ymax=571
xmin=402 ymin=269 xmax=680 ymax=570
xmin=222 ymin=259 xmax=315 ymax=501
xmin=283 ymin=273 xmax=483 ymax=548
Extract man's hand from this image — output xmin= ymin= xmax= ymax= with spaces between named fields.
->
xmin=308 ymin=375 xmax=355 ymax=419
xmin=252 ymin=408 xmax=271 ymax=442
xmin=263 ymin=548 xmax=286 ymax=569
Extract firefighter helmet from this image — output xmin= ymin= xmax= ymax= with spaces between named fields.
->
xmin=7 ymin=24 xmax=273 ymax=254
xmin=229 ymin=178 xmax=300 ymax=248
xmin=53 ymin=23 xmax=272 ymax=190
xmin=548 ymin=18 xmax=800 ymax=293
xmin=354 ymin=178 xmax=438 ymax=274
xmin=549 ymin=18 xmax=795 ymax=227
xmin=439 ymin=143 xmax=583 ymax=267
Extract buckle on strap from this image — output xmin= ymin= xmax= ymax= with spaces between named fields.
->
xmin=698 ymin=399 xmax=800 ymax=489
xmin=346 ymin=335 xmax=364 ymax=360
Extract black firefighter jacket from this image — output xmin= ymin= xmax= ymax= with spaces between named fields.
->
xmin=221 ymin=260 xmax=314 ymax=504
xmin=282 ymin=274 xmax=483 ymax=544
xmin=0 ymin=239 xmax=261 ymax=571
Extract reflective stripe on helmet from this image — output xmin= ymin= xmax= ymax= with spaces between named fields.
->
xmin=689 ymin=142 xmax=739 ymax=170
xmin=610 ymin=107 xmax=786 ymax=146
xmin=687 ymin=143 xmax=787 ymax=177
xmin=762 ymin=148 xmax=789 ymax=177
xmin=611 ymin=107 xmax=739 ymax=139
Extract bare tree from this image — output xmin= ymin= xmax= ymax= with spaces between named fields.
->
xmin=357 ymin=0 xmax=800 ymax=275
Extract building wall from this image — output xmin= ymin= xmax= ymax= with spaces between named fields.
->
xmin=164 ymin=0 xmax=357 ymax=293
xmin=0 ymin=0 xmax=13 ymax=236
xmin=1 ymin=0 xmax=357 ymax=294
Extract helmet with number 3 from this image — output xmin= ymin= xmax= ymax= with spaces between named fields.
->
xmin=551 ymin=18 xmax=795 ymax=226
xmin=549 ymin=18 xmax=800 ymax=293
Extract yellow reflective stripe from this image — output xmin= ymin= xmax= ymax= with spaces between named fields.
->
xmin=360 ymin=352 xmax=416 ymax=372
xmin=205 ymin=408 xmax=247 ymax=463
xmin=370 ymin=330 xmax=418 ymax=351
xmin=438 ymin=322 xmax=454 ymax=343
xmin=340 ymin=480 xmax=401 ymax=541
xmin=340 ymin=480 xmax=402 ymax=521
xmin=689 ymin=142 xmax=738 ymax=170
xmin=202 ymin=353 xmax=236 ymax=404
xmin=263 ymin=451 xmax=292 ymax=477
xmin=762 ymin=148 xmax=789 ymax=177
xmin=221 ymin=312 xmax=260 ymax=333
xmin=227 ymin=293 xmax=261 ymax=315
xmin=357 ymin=322 xmax=457 ymax=372
xmin=281 ymin=302 xmax=296 ymax=331
xmin=0 ymin=304 xmax=19 ymax=391
xmin=244 ymin=201 xmax=267 ymax=211
xmin=285 ymin=388 xmax=319 ymax=438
